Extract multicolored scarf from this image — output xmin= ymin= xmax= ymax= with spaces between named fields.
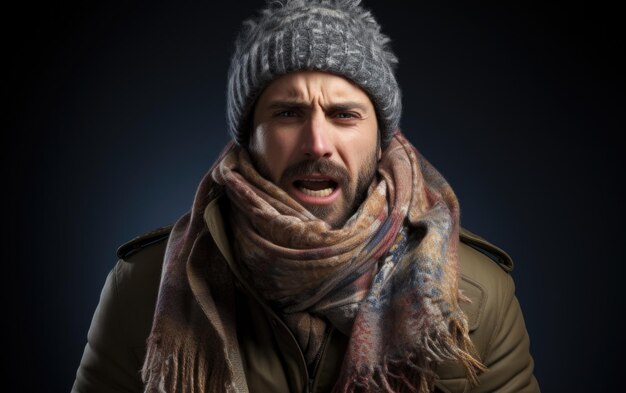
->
xmin=142 ymin=132 xmax=484 ymax=393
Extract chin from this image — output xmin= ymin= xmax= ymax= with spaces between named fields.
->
xmin=310 ymin=208 xmax=350 ymax=229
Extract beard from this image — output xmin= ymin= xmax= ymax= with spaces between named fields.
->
xmin=250 ymin=149 xmax=379 ymax=229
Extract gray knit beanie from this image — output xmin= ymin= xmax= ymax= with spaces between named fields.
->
xmin=226 ymin=0 xmax=402 ymax=147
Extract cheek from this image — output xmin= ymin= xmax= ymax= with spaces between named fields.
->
xmin=251 ymin=128 xmax=295 ymax=182
xmin=341 ymin=134 xmax=378 ymax=181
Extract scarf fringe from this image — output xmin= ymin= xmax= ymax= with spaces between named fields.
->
xmin=143 ymin=334 xmax=201 ymax=393
xmin=447 ymin=317 xmax=488 ymax=386
xmin=142 ymin=333 xmax=238 ymax=393
xmin=337 ymin=316 xmax=486 ymax=393
xmin=337 ymin=357 xmax=436 ymax=393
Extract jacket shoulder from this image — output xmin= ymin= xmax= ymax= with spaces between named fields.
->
xmin=73 ymin=225 xmax=174 ymax=392
xmin=459 ymin=227 xmax=513 ymax=273
xmin=116 ymin=224 xmax=174 ymax=260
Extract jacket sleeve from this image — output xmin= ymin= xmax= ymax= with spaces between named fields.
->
xmin=71 ymin=261 xmax=145 ymax=393
xmin=470 ymin=273 xmax=540 ymax=393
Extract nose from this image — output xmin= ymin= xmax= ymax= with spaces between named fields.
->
xmin=300 ymin=111 xmax=333 ymax=159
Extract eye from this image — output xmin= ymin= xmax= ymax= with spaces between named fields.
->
xmin=334 ymin=112 xmax=358 ymax=119
xmin=275 ymin=110 xmax=298 ymax=117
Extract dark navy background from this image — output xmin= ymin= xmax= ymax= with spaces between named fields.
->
xmin=7 ymin=1 xmax=623 ymax=392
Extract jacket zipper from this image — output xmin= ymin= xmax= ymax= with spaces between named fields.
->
xmin=308 ymin=326 xmax=333 ymax=393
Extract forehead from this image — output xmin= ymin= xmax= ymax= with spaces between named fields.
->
xmin=257 ymin=70 xmax=373 ymax=105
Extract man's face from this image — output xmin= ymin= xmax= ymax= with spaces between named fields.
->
xmin=249 ymin=70 xmax=381 ymax=229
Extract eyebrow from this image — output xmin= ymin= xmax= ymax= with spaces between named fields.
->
xmin=266 ymin=100 xmax=370 ymax=113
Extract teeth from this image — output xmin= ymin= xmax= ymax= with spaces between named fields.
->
xmin=299 ymin=187 xmax=334 ymax=197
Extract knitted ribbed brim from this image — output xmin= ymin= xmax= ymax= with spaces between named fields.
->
xmin=226 ymin=0 xmax=402 ymax=146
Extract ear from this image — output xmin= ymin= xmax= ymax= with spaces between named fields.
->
xmin=377 ymin=145 xmax=382 ymax=161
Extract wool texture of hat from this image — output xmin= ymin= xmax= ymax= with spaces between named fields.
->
xmin=226 ymin=0 xmax=402 ymax=147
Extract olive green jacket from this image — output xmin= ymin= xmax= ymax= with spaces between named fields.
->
xmin=72 ymin=196 xmax=540 ymax=393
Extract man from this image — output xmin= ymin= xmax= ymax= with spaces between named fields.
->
xmin=73 ymin=1 xmax=540 ymax=392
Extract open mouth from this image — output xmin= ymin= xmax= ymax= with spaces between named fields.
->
xmin=293 ymin=178 xmax=338 ymax=198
